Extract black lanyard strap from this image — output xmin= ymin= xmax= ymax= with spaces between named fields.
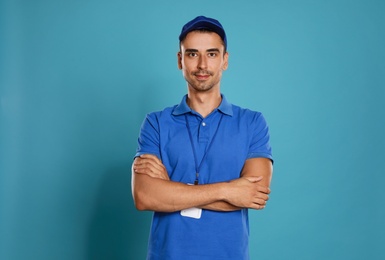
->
xmin=185 ymin=113 xmax=224 ymax=185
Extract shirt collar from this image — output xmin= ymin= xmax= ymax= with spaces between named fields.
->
xmin=172 ymin=94 xmax=233 ymax=116
xmin=217 ymin=95 xmax=233 ymax=116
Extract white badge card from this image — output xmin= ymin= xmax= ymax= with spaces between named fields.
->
xmin=181 ymin=183 xmax=202 ymax=219
xmin=181 ymin=207 xmax=202 ymax=219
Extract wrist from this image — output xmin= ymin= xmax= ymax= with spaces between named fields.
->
xmin=218 ymin=182 xmax=231 ymax=202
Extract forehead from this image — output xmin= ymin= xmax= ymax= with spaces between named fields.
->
xmin=180 ymin=31 xmax=224 ymax=52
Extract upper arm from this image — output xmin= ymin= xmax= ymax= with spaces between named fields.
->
xmin=246 ymin=112 xmax=273 ymax=162
xmin=241 ymin=158 xmax=273 ymax=189
xmin=241 ymin=111 xmax=273 ymax=188
xmin=135 ymin=113 xmax=161 ymax=158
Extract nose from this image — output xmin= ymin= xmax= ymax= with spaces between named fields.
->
xmin=198 ymin=55 xmax=207 ymax=70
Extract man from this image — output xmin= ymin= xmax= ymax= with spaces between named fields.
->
xmin=132 ymin=16 xmax=273 ymax=260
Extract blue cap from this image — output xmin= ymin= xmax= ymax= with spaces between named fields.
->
xmin=179 ymin=16 xmax=227 ymax=50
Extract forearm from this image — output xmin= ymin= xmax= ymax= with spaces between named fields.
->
xmin=132 ymin=173 xmax=228 ymax=212
xmin=203 ymin=158 xmax=273 ymax=212
xmin=132 ymin=155 xmax=269 ymax=212
xmin=201 ymin=201 xmax=242 ymax=212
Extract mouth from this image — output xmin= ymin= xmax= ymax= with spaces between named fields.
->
xmin=194 ymin=70 xmax=212 ymax=81
xmin=195 ymin=74 xmax=210 ymax=80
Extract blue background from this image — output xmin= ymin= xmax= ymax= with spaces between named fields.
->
xmin=1 ymin=0 xmax=384 ymax=259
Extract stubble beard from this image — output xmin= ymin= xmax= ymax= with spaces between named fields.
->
xmin=188 ymin=80 xmax=215 ymax=92
xmin=186 ymin=70 xmax=218 ymax=92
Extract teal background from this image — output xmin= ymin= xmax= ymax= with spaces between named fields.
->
xmin=1 ymin=0 xmax=384 ymax=259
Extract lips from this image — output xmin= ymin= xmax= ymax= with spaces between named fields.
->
xmin=195 ymin=74 xmax=210 ymax=80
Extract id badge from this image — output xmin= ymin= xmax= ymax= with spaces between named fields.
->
xmin=180 ymin=183 xmax=202 ymax=219
xmin=181 ymin=207 xmax=202 ymax=219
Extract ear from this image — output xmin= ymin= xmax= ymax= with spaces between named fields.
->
xmin=177 ymin=52 xmax=182 ymax=70
xmin=222 ymin=52 xmax=229 ymax=71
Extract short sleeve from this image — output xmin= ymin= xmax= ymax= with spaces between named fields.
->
xmin=247 ymin=112 xmax=273 ymax=163
xmin=135 ymin=113 xmax=161 ymax=159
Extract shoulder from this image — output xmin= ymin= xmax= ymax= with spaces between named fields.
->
xmin=144 ymin=105 xmax=178 ymax=120
xmin=231 ymin=104 xmax=265 ymax=123
xmin=139 ymin=105 xmax=179 ymax=136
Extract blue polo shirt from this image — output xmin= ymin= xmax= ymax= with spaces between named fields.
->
xmin=135 ymin=94 xmax=273 ymax=260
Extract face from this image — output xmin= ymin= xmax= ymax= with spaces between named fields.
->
xmin=178 ymin=31 xmax=229 ymax=93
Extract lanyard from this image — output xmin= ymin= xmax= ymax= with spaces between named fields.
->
xmin=185 ymin=113 xmax=224 ymax=185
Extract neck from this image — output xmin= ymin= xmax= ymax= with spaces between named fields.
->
xmin=186 ymin=91 xmax=222 ymax=118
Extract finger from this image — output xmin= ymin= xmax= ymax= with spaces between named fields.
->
xmin=249 ymin=203 xmax=265 ymax=210
xmin=134 ymin=165 xmax=168 ymax=180
xmin=135 ymin=155 xmax=158 ymax=167
xmin=136 ymin=156 xmax=157 ymax=166
xmin=134 ymin=160 xmax=169 ymax=180
xmin=255 ymin=193 xmax=269 ymax=201
xmin=135 ymin=158 xmax=164 ymax=171
xmin=133 ymin=157 xmax=147 ymax=169
xmin=253 ymin=198 xmax=267 ymax=206
xmin=256 ymin=205 xmax=265 ymax=210
xmin=134 ymin=164 xmax=160 ymax=176
xmin=137 ymin=157 xmax=167 ymax=174
xmin=140 ymin=154 xmax=163 ymax=165
xmin=133 ymin=163 xmax=152 ymax=174
xmin=133 ymin=158 xmax=157 ymax=172
xmin=256 ymin=185 xmax=271 ymax=194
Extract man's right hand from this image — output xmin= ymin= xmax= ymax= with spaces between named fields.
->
xmin=133 ymin=154 xmax=170 ymax=180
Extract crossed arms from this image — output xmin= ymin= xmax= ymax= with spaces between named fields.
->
xmin=131 ymin=154 xmax=273 ymax=212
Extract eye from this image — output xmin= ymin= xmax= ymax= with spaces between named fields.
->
xmin=188 ymin=52 xmax=198 ymax=57
xmin=208 ymin=52 xmax=217 ymax=58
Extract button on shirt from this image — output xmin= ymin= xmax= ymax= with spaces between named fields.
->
xmin=135 ymin=94 xmax=273 ymax=260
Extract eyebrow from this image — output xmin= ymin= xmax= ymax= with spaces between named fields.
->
xmin=185 ymin=48 xmax=221 ymax=53
xmin=185 ymin=49 xmax=199 ymax=53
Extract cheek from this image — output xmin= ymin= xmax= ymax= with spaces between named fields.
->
xmin=182 ymin=64 xmax=196 ymax=75
xmin=181 ymin=67 xmax=192 ymax=78
xmin=210 ymin=60 xmax=223 ymax=69
xmin=212 ymin=64 xmax=223 ymax=74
